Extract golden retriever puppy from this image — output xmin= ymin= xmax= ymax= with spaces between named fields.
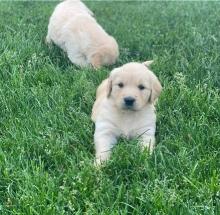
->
xmin=46 ymin=0 xmax=119 ymax=68
xmin=92 ymin=61 xmax=162 ymax=165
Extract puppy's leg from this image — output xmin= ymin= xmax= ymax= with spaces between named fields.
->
xmin=90 ymin=54 xmax=101 ymax=69
xmin=139 ymin=135 xmax=155 ymax=154
xmin=94 ymin=126 xmax=117 ymax=166
xmin=67 ymin=52 xmax=89 ymax=67
xmin=45 ymin=34 xmax=52 ymax=44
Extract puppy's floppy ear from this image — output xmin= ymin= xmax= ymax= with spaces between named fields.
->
xmin=143 ymin=61 xmax=162 ymax=103
xmin=107 ymin=79 xmax=112 ymax=98
xmin=107 ymin=68 xmax=121 ymax=98
xmin=148 ymin=73 xmax=162 ymax=103
xmin=143 ymin=60 xmax=154 ymax=67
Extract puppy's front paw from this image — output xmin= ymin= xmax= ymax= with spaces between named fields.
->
xmin=94 ymin=158 xmax=105 ymax=167
xmin=92 ymin=63 xmax=101 ymax=70
xmin=45 ymin=35 xmax=51 ymax=43
xmin=139 ymin=135 xmax=155 ymax=154
xmin=91 ymin=54 xmax=102 ymax=70
xmin=94 ymin=152 xmax=110 ymax=167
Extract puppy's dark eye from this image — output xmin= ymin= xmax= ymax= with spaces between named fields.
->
xmin=118 ymin=82 xmax=124 ymax=88
xmin=138 ymin=84 xmax=145 ymax=90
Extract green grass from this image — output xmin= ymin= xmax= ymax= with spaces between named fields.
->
xmin=0 ymin=1 xmax=220 ymax=214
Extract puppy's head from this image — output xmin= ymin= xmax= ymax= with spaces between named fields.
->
xmin=90 ymin=37 xmax=119 ymax=69
xmin=107 ymin=62 xmax=162 ymax=111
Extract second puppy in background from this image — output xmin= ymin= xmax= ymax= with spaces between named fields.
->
xmin=46 ymin=0 xmax=119 ymax=69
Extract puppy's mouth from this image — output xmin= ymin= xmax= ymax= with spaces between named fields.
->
xmin=121 ymin=105 xmax=137 ymax=111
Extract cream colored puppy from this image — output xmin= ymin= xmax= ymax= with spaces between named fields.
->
xmin=46 ymin=0 xmax=119 ymax=68
xmin=92 ymin=61 xmax=162 ymax=165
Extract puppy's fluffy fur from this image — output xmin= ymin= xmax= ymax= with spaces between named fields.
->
xmin=92 ymin=62 xmax=162 ymax=165
xmin=46 ymin=0 xmax=119 ymax=68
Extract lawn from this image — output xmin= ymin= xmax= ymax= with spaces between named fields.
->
xmin=0 ymin=1 xmax=220 ymax=214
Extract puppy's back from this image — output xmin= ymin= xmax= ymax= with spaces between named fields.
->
xmin=49 ymin=0 xmax=93 ymax=30
xmin=57 ymin=0 xmax=93 ymax=16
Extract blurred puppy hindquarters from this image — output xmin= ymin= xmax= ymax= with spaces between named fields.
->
xmin=92 ymin=62 xmax=162 ymax=165
xmin=46 ymin=0 xmax=119 ymax=68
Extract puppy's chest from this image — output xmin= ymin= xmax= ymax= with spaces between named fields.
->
xmin=119 ymin=117 xmax=139 ymax=139
xmin=116 ymin=112 xmax=154 ymax=139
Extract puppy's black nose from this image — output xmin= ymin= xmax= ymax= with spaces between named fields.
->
xmin=124 ymin=97 xmax=135 ymax=106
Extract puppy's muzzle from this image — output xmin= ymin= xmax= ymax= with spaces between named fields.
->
xmin=124 ymin=96 xmax=135 ymax=107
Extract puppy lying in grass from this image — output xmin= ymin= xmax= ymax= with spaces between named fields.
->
xmin=46 ymin=0 xmax=119 ymax=69
xmin=92 ymin=61 xmax=162 ymax=165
